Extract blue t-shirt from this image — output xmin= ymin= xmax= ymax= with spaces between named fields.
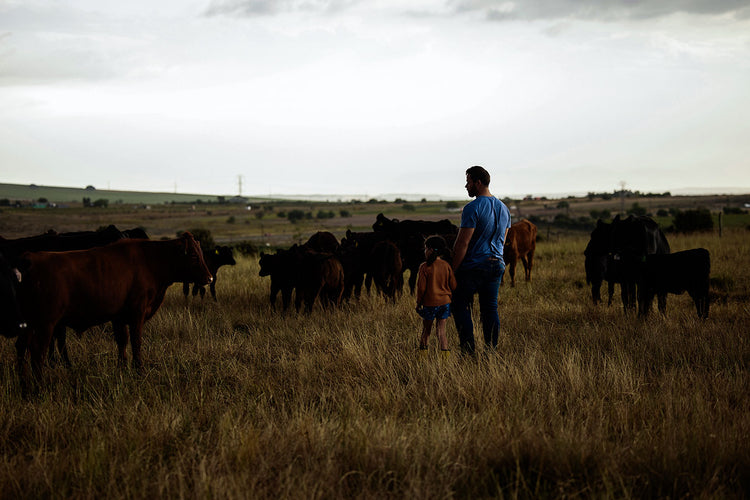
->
xmin=459 ymin=196 xmax=512 ymax=270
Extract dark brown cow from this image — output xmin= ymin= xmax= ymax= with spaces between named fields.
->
xmin=502 ymin=219 xmax=537 ymax=287
xmin=15 ymin=232 xmax=212 ymax=385
xmin=368 ymin=240 xmax=403 ymax=303
xmin=304 ymin=231 xmax=340 ymax=253
xmin=294 ymin=249 xmax=345 ymax=313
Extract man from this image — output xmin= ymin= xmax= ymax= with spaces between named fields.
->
xmin=451 ymin=166 xmax=512 ymax=354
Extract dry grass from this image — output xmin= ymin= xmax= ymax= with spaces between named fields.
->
xmin=1 ymin=230 xmax=748 ymax=498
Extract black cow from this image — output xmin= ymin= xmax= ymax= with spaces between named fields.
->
xmin=259 ymin=247 xmax=298 ymax=311
xmin=183 ymin=245 xmax=236 ymax=300
xmin=368 ymin=240 xmax=403 ymax=302
xmin=0 ymin=252 xmax=27 ymax=338
xmin=338 ymin=230 xmax=388 ymax=299
xmin=635 ymin=248 xmax=710 ymax=319
xmin=610 ymin=215 xmax=671 ymax=314
xmin=372 ymin=214 xmax=458 ymax=294
xmin=584 ymin=220 xmax=617 ymax=305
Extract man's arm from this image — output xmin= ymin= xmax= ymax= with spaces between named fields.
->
xmin=452 ymin=227 xmax=474 ymax=272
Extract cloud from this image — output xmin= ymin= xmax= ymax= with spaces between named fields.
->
xmin=448 ymin=0 xmax=750 ymax=22
xmin=205 ymin=0 xmax=361 ymax=17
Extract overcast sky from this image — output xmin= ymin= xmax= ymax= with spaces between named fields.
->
xmin=1 ymin=0 xmax=749 ymax=199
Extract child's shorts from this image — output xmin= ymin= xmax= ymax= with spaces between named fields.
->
xmin=416 ymin=303 xmax=451 ymax=321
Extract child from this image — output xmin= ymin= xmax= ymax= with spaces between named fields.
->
xmin=415 ymin=235 xmax=457 ymax=356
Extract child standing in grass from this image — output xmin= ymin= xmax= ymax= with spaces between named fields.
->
xmin=416 ymin=235 xmax=457 ymax=356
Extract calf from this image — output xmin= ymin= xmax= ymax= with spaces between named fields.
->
xmin=636 ymin=248 xmax=710 ymax=319
xmin=502 ymin=219 xmax=537 ymax=287
xmin=183 ymin=245 xmax=236 ymax=300
xmin=15 ymin=232 xmax=212 ymax=385
xmin=259 ymin=247 xmax=298 ymax=311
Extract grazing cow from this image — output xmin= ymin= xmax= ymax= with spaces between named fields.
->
xmin=368 ymin=240 xmax=403 ymax=303
xmin=0 ymin=252 xmax=27 ymax=338
xmin=304 ymin=231 xmax=340 ymax=253
xmin=183 ymin=245 xmax=236 ymax=300
xmin=502 ymin=219 xmax=537 ymax=287
xmin=610 ymin=215 xmax=671 ymax=314
xmin=293 ymin=248 xmax=345 ymax=313
xmin=635 ymin=248 xmax=711 ymax=319
xmin=15 ymin=232 xmax=212 ymax=385
xmin=372 ymin=213 xmax=458 ymax=294
xmin=259 ymin=247 xmax=298 ymax=311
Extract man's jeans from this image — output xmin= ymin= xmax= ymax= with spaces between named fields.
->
xmin=452 ymin=260 xmax=504 ymax=354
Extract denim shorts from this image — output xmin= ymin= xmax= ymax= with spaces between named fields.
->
xmin=417 ymin=303 xmax=451 ymax=320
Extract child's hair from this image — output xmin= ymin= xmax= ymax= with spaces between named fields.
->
xmin=424 ymin=235 xmax=450 ymax=265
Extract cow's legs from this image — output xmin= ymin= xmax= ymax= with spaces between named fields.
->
xmin=128 ymin=317 xmax=146 ymax=371
xmin=281 ymin=287 xmax=292 ymax=312
xmin=29 ymin=324 xmax=54 ymax=383
xmin=209 ymin=279 xmax=217 ymax=300
xmin=182 ymin=281 xmax=190 ymax=299
xmin=657 ymin=293 xmax=667 ymax=314
xmin=607 ymin=281 xmax=615 ymax=306
xmin=48 ymin=325 xmax=72 ymax=368
xmin=113 ymin=321 xmax=129 ymax=366
xmin=525 ymin=251 xmax=535 ymax=281
xmin=508 ymin=260 xmax=517 ymax=287
xmin=408 ymin=268 xmax=418 ymax=295
xmin=590 ymin=279 xmax=602 ymax=305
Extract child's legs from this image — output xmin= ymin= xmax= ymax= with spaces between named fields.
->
xmin=435 ymin=318 xmax=448 ymax=350
xmin=420 ymin=319 xmax=434 ymax=347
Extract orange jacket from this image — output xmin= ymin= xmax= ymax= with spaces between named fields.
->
xmin=416 ymin=258 xmax=457 ymax=307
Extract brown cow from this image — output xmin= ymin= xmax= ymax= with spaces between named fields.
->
xmin=294 ymin=248 xmax=345 ymax=313
xmin=502 ymin=219 xmax=537 ymax=287
xmin=15 ymin=232 xmax=212 ymax=385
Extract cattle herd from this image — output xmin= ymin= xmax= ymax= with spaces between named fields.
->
xmin=0 ymin=212 xmax=710 ymax=392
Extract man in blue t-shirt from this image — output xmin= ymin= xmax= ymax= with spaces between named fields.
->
xmin=451 ymin=166 xmax=512 ymax=354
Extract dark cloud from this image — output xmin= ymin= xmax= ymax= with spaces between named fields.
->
xmin=449 ymin=0 xmax=750 ymax=22
xmin=205 ymin=0 xmax=360 ymax=17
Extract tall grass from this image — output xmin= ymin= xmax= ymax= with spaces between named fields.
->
xmin=1 ymin=231 xmax=748 ymax=498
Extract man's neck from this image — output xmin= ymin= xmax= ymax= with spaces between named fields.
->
xmin=476 ymin=186 xmax=492 ymax=198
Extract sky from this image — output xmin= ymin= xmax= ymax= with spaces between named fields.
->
xmin=1 ymin=0 xmax=749 ymax=200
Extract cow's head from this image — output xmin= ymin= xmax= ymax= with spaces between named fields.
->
xmin=258 ymin=252 xmax=277 ymax=277
xmin=0 ymin=253 xmax=28 ymax=337
xmin=215 ymin=246 xmax=236 ymax=267
xmin=180 ymin=232 xmax=213 ymax=285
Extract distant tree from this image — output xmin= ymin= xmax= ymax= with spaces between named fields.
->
xmin=445 ymin=201 xmax=459 ymax=209
xmin=402 ymin=204 xmax=416 ymax=212
xmin=627 ymin=202 xmax=647 ymax=216
xmin=673 ymin=208 xmax=713 ymax=233
xmin=0 ymin=199 xmax=9 ymax=207
xmin=421 ymin=198 xmax=427 ymax=203
xmin=287 ymin=209 xmax=306 ymax=223
xmin=92 ymin=199 xmax=109 ymax=208
xmin=339 ymin=209 xmax=351 ymax=218
xmin=316 ymin=210 xmax=335 ymax=219
xmin=395 ymin=198 xmax=406 ymax=203
xmin=85 ymin=185 xmax=96 ymax=191
xmin=38 ymin=197 xmax=48 ymax=203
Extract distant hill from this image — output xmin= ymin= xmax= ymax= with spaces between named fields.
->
xmin=0 ymin=183 xmax=272 ymax=205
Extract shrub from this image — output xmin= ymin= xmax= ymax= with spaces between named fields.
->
xmin=339 ymin=210 xmax=351 ymax=218
xmin=402 ymin=204 xmax=416 ymax=212
xmin=316 ymin=210 xmax=335 ymax=219
xmin=672 ymin=208 xmax=713 ymax=233
xmin=627 ymin=202 xmax=647 ymax=216
xmin=232 ymin=240 xmax=259 ymax=256
xmin=446 ymin=201 xmax=459 ymax=209
xmin=226 ymin=216 xmax=236 ymax=224
xmin=92 ymin=199 xmax=109 ymax=208
xmin=287 ymin=209 xmax=306 ymax=223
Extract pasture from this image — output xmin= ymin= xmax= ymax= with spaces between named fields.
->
xmin=0 ymin=224 xmax=748 ymax=498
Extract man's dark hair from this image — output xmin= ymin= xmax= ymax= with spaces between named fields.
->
xmin=466 ymin=165 xmax=490 ymax=186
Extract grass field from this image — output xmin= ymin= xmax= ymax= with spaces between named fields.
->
xmin=1 ymin=227 xmax=747 ymax=498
